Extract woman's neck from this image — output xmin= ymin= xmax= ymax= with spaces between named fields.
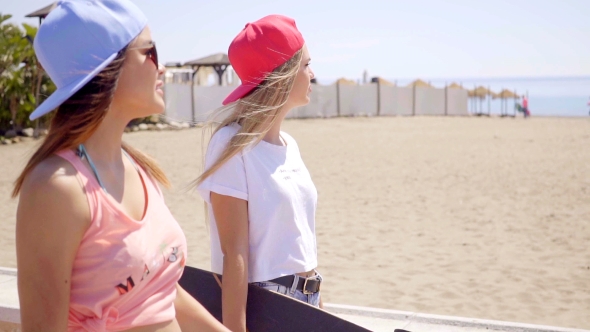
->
xmin=82 ymin=108 xmax=129 ymax=165
xmin=262 ymin=108 xmax=289 ymax=146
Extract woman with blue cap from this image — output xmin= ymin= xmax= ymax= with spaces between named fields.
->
xmin=12 ymin=1 xmax=227 ymax=331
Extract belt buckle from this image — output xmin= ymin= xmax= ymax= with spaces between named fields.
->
xmin=302 ymin=276 xmax=319 ymax=295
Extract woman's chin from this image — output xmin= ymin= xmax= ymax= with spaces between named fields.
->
xmin=142 ymin=103 xmax=165 ymax=118
xmin=154 ymin=98 xmax=166 ymax=113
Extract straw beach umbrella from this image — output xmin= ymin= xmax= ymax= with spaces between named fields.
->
xmin=495 ymin=89 xmax=519 ymax=99
xmin=468 ymin=86 xmax=496 ymax=116
xmin=494 ymin=89 xmax=520 ymax=117
xmin=448 ymin=82 xmax=464 ymax=89
xmin=334 ymin=77 xmax=357 ymax=85
xmin=406 ymin=79 xmax=433 ymax=88
xmin=468 ymin=86 xmax=494 ymax=98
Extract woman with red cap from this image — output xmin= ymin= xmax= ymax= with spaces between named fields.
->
xmin=195 ymin=15 xmax=320 ymax=331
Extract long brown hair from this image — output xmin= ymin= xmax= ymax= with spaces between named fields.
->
xmin=12 ymin=46 xmax=169 ymax=197
xmin=192 ymin=49 xmax=303 ymax=188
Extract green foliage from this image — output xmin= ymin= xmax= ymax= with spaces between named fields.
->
xmin=0 ymin=13 xmax=55 ymax=133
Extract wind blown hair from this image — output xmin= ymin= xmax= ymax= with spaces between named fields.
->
xmin=191 ymin=48 xmax=303 ymax=188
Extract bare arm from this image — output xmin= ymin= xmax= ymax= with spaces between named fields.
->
xmin=16 ymin=158 xmax=89 ymax=331
xmin=210 ymin=192 xmax=249 ymax=332
xmin=174 ymin=283 xmax=229 ymax=331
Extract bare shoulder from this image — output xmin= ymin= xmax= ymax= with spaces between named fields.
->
xmin=18 ymin=154 xmax=90 ymax=231
xmin=15 ymin=155 xmax=90 ymax=331
xmin=22 ymin=154 xmax=78 ymax=189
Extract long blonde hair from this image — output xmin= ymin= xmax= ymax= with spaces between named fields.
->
xmin=192 ymin=49 xmax=303 ymax=188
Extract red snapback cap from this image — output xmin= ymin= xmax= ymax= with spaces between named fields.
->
xmin=222 ymin=15 xmax=305 ymax=105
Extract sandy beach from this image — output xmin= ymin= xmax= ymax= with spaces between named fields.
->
xmin=1 ymin=116 xmax=589 ymax=329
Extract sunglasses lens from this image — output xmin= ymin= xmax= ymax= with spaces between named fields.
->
xmin=151 ymin=45 xmax=158 ymax=67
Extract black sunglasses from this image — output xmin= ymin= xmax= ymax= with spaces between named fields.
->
xmin=130 ymin=42 xmax=158 ymax=68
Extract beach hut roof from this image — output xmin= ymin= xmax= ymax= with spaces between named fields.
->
xmin=335 ymin=78 xmax=356 ymax=85
xmin=183 ymin=53 xmax=230 ymax=67
xmin=180 ymin=53 xmax=230 ymax=86
xmin=493 ymin=89 xmax=520 ymax=99
xmin=406 ymin=79 xmax=433 ymax=88
xmin=25 ymin=2 xmax=58 ymax=19
xmin=448 ymin=82 xmax=464 ymax=89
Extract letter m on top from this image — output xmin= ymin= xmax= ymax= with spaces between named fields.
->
xmin=116 ymin=276 xmax=135 ymax=295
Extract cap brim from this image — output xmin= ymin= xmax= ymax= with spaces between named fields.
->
xmin=29 ymin=52 xmax=119 ymax=121
xmin=222 ymin=82 xmax=260 ymax=105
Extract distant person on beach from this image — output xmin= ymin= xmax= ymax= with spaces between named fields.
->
xmin=587 ymin=97 xmax=590 ymax=116
xmin=522 ymin=95 xmax=530 ymax=118
xmin=193 ymin=15 xmax=321 ymax=331
xmin=12 ymin=1 xmax=227 ymax=331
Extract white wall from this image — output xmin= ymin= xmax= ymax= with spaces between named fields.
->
xmin=415 ymin=87 xmax=445 ymax=115
xmin=377 ymin=85 xmax=415 ymax=116
xmin=164 ymin=83 xmax=192 ymax=122
xmin=163 ymin=83 xmax=469 ymax=122
xmin=290 ymin=84 xmax=338 ymax=118
xmin=446 ymin=88 xmax=469 ymax=116
xmin=378 ymin=85 xmax=397 ymax=116
xmin=193 ymin=86 xmax=235 ymax=122
xmin=338 ymin=84 xmax=378 ymax=116
xmin=396 ymin=87 xmax=414 ymax=116
xmin=163 ymin=84 xmax=235 ymax=123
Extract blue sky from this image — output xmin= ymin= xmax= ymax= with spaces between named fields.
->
xmin=4 ymin=0 xmax=590 ymax=82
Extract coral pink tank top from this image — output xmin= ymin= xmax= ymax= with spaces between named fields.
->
xmin=56 ymin=149 xmax=187 ymax=331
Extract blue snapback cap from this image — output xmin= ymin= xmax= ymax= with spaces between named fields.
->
xmin=30 ymin=0 xmax=147 ymax=120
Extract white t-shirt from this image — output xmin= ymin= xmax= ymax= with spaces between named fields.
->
xmin=197 ymin=123 xmax=318 ymax=282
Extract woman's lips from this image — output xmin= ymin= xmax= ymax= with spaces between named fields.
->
xmin=156 ymin=81 xmax=164 ymax=95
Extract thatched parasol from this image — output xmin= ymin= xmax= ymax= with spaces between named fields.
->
xmin=493 ymin=89 xmax=519 ymax=99
xmin=448 ymin=82 xmax=464 ymax=89
xmin=494 ymin=89 xmax=520 ymax=117
xmin=468 ymin=86 xmax=495 ymax=98
xmin=406 ymin=79 xmax=433 ymax=88
xmin=335 ymin=78 xmax=356 ymax=85
xmin=467 ymin=86 xmax=499 ymax=116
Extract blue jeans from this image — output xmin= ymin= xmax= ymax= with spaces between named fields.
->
xmin=251 ymin=273 xmax=322 ymax=307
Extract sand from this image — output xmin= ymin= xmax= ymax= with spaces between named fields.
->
xmin=1 ymin=116 xmax=589 ymax=329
